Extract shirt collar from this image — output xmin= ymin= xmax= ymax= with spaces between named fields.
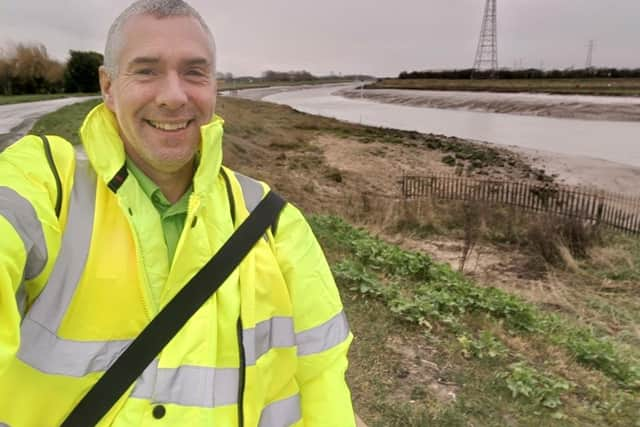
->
xmin=126 ymin=158 xmax=192 ymax=215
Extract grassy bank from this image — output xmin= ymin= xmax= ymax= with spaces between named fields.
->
xmin=0 ymin=93 xmax=97 ymax=106
xmin=30 ymin=98 xmax=102 ymax=145
xmin=29 ymin=96 xmax=640 ymax=425
xmin=366 ymin=78 xmax=640 ymax=96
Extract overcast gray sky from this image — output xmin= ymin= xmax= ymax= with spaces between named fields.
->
xmin=1 ymin=0 xmax=639 ymax=77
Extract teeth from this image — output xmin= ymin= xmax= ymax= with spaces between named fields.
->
xmin=148 ymin=120 xmax=189 ymax=131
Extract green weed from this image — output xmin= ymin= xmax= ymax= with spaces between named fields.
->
xmin=458 ymin=331 xmax=508 ymax=360
xmin=317 ymin=215 xmax=539 ymax=331
xmin=564 ymin=329 xmax=640 ymax=388
xmin=500 ymin=362 xmax=571 ymax=409
xmin=312 ymin=215 xmax=437 ymax=281
xmin=312 ymin=214 xmax=640 ymax=389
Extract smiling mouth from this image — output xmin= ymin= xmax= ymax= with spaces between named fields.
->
xmin=145 ymin=119 xmax=192 ymax=131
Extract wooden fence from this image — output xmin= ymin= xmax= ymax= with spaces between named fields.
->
xmin=401 ymin=174 xmax=640 ymax=234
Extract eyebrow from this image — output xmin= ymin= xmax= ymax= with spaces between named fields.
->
xmin=126 ymin=56 xmax=212 ymax=68
xmin=183 ymin=57 xmax=212 ymax=68
xmin=125 ymin=57 xmax=160 ymax=70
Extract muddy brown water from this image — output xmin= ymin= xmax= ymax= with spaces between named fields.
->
xmin=263 ymin=84 xmax=640 ymax=169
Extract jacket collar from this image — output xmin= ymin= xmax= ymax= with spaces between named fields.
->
xmin=79 ymin=103 xmax=225 ymax=195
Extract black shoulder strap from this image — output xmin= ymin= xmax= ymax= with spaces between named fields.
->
xmin=40 ymin=135 xmax=63 ymax=218
xmin=220 ymin=167 xmax=282 ymax=237
xmin=61 ymin=190 xmax=287 ymax=427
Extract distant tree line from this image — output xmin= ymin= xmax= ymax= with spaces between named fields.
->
xmin=259 ymin=70 xmax=370 ymax=82
xmin=0 ymin=42 xmax=102 ymax=95
xmin=398 ymin=68 xmax=640 ymax=80
xmin=215 ymin=70 xmax=372 ymax=85
xmin=262 ymin=70 xmax=315 ymax=82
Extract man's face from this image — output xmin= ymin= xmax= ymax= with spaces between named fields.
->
xmin=99 ymin=14 xmax=217 ymax=175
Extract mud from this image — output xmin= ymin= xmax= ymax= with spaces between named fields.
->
xmin=340 ymin=88 xmax=640 ymax=122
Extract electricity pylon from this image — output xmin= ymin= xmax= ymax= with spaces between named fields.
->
xmin=473 ymin=0 xmax=498 ymax=73
xmin=585 ymin=40 xmax=594 ymax=69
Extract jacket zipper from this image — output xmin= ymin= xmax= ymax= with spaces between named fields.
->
xmin=124 ymin=206 xmax=155 ymax=318
xmin=236 ymin=317 xmax=246 ymax=427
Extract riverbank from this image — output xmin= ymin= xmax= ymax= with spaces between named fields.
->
xmin=366 ymin=78 xmax=640 ymax=97
xmin=338 ymin=87 xmax=640 ymax=194
xmin=506 ymin=145 xmax=640 ymax=196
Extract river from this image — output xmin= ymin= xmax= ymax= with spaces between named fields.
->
xmin=262 ymin=84 xmax=640 ymax=169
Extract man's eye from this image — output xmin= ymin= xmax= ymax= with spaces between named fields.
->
xmin=186 ymin=69 xmax=207 ymax=77
xmin=135 ymin=69 xmax=155 ymax=76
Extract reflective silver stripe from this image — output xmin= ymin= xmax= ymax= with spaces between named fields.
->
xmin=244 ymin=317 xmax=296 ymax=366
xmin=131 ymin=358 xmax=159 ymax=399
xmin=14 ymin=311 xmax=348 ymax=379
xmin=15 ymin=283 xmax=27 ymax=318
xmin=234 ymin=172 xmax=264 ymax=213
xmin=0 ymin=187 xmax=47 ymax=280
xmin=18 ymin=317 xmax=131 ymax=376
xmin=17 ymin=157 xmax=106 ymax=375
xmin=132 ymin=360 xmax=239 ymax=408
xmin=258 ymin=394 xmax=301 ymax=427
xmin=26 ymin=157 xmax=95 ymax=330
xmin=296 ymin=311 xmax=350 ymax=357
xmin=243 ymin=311 xmax=350 ymax=366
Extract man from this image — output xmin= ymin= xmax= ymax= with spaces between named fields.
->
xmin=0 ymin=0 xmax=355 ymax=425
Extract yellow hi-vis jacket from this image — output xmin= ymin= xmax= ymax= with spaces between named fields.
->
xmin=0 ymin=104 xmax=355 ymax=426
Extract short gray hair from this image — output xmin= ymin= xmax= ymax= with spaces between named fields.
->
xmin=103 ymin=0 xmax=216 ymax=78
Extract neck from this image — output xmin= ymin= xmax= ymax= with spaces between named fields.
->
xmin=148 ymin=164 xmax=194 ymax=204
xmin=126 ymin=150 xmax=195 ymax=204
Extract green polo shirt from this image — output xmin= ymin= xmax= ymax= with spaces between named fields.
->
xmin=127 ymin=160 xmax=192 ymax=306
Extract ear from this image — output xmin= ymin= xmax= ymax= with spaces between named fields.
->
xmin=99 ymin=66 xmax=116 ymax=111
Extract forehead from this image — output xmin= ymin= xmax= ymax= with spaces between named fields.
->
xmin=118 ymin=14 xmax=213 ymax=65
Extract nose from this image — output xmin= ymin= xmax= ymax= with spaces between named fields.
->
xmin=156 ymin=71 xmax=187 ymax=110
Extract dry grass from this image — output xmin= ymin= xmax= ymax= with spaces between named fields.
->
xmin=589 ymin=246 xmax=635 ymax=273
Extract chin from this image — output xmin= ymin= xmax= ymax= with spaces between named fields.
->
xmin=153 ymin=152 xmax=196 ymax=172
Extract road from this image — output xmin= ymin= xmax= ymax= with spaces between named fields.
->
xmin=0 ymin=97 xmax=97 ymax=151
